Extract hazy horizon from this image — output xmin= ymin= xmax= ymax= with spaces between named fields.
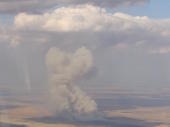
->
xmin=0 ymin=0 xmax=170 ymax=127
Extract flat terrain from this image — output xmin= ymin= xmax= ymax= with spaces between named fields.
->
xmin=0 ymin=88 xmax=170 ymax=127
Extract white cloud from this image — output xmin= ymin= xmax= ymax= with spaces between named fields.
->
xmin=14 ymin=5 xmax=111 ymax=32
xmin=13 ymin=5 xmax=123 ymax=31
xmin=14 ymin=4 xmax=170 ymax=34
xmin=12 ymin=4 xmax=170 ymax=55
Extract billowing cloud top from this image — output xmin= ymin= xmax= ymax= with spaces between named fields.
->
xmin=0 ymin=0 xmax=149 ymax=13
xmin=3 ymin=4 xmax=170 ymax=53
xmin=14 ymin=4 xmax=170 ymax=35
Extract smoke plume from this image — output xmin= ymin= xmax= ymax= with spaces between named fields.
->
xmin=45 ymin=47 xmax=97 ymax=115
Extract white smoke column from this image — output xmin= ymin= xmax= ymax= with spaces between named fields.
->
xmin=46 ymin=47 xmax=97 ymax=115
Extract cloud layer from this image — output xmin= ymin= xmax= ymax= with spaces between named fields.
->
xmin=58 ymin=0 xmax=150 ymax=8
xmin=0 ymin=0 xmax=149 ymax=13
xmin=13 ymin=4 xmax=170 ymax=55
xmin=14 ymin=4 xmax=170 ymax=34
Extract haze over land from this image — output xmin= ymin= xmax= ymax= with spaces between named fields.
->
xmin=0 ymin=0 xmax=170 ymax=127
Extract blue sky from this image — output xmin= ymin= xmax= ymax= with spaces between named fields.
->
xmin=114 ymin=0 xmax=170 ymax=19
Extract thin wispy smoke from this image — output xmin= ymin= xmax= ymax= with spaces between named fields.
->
xmin=46 ymin=47 xmax=97 ymax=115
